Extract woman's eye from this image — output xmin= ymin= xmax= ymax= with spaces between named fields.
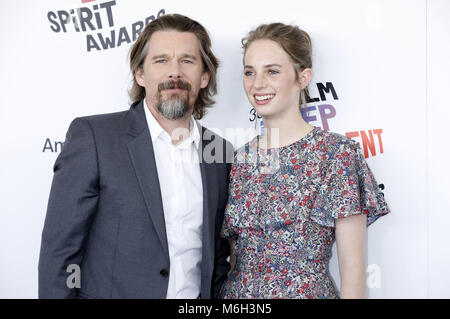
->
xmin=155 ymin=59 xmax=166 ymax=64
xmin=268 ymin=69 xmax=279 ymax=75
xmin=182 ymin=60 xmax=193 ymax=64
xmin=244 ymin=71 xmax=254 ymax=76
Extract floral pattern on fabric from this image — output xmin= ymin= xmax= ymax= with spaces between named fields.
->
xmin=219 ymin=126 xmax=390 ymax=299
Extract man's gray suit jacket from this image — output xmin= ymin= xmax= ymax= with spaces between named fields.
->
xmin=38 ymin=100 xmax=233 ymax=299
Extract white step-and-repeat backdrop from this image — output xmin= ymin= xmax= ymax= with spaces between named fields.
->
xmin=1 ymin=0 xmax=449 ymax=298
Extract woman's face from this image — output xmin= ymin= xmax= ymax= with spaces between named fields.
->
xmin=243 ymin=39 xmax=302 ymax=121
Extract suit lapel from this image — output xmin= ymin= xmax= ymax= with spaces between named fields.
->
xmin=198 ymin=125 xmax=219 ymax=281
xmin=124 ymin=103 xmax=219 ymax=268
xmin=126 ymin=101 xmax=169 ymax=255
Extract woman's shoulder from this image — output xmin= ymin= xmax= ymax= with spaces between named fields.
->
xmin=231 ymin=128 xmax=362 ymax=161
xmin=314 ymin=127 xmax=361 ymax=155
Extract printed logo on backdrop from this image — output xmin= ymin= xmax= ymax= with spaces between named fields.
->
xmin=249 ymin=81 xmax=387 ymax=197
xmin=42 ymin=138 xmax=64 ymax=153
xmin=47 ymin=0 xmax=166 ymax=52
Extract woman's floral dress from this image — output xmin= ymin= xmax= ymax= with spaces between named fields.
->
xmin=219 ymin=126 xmax=390 ymax=299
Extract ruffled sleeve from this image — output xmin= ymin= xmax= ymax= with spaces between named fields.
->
xmin=310 ymin=140 xmax=390 ymax=227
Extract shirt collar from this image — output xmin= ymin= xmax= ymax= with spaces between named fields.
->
xmin=143 ymin=99 xmax=201 ymax=149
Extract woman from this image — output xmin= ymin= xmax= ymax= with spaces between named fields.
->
xmin=219 ymin=23 xmax=390 ymax=299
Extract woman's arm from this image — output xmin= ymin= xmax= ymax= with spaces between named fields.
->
xmin=335 ymin=214 xmax=367 ymax=298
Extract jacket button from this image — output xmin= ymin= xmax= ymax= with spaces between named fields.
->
xmin=160 ymin=269 xmax=169 ymax=277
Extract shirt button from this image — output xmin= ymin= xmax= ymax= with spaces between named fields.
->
xmin=160 ymin=269 xmax=169 ymax=277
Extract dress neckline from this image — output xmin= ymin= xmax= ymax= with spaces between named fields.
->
xmin=255 ymin=126 xmax=320 ymax=151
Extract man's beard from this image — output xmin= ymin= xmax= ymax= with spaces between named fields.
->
xmin=155 ymin=79 xmax=192 ymax=120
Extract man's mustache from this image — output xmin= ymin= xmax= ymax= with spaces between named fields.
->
xmin=158 ymin=79 xmax=191 ymax=92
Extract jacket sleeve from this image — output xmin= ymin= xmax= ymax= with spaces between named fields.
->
xmin=38 ymin=117 xmax=99 ymax=299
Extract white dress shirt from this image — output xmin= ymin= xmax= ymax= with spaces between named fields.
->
xmin=143 ymin=100 xmax=203 ymax=299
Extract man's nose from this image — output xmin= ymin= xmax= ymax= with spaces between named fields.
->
xmin=168 ymin=61 xmax=182 ymax=79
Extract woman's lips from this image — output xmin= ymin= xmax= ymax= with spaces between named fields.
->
xmin=254 ymin=94 xmax=275 ymax=105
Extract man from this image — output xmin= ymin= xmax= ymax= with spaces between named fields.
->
xmin=38 ymin=14 xmax=232 ymax=299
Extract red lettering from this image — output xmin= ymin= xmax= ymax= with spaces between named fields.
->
xmin=345 ymin=131 xmax=359 ymax=139
xmin=360 ymin=130 xmax=376 ymax=158
xmin=373 ymin=129 xmax=384 ymax=154
xmin=345 ymin=128 xmax=385 ymax=158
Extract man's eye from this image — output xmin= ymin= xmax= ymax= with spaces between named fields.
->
xmin=155 ymin=59 xmax=166 ymax=63
xmin=182 ymin=60 xmax=193 ymax=64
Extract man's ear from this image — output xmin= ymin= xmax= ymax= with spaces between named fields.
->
xmin=200 ymin=71 xmax=210 ymax=89
xmin=135 ymin=67 xmax=145 ymax=87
